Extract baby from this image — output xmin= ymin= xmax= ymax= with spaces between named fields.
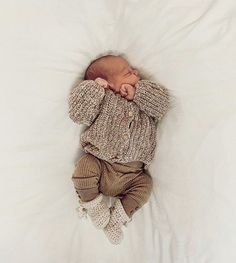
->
xmin=68 ymin=55 xmax=170 ymax=245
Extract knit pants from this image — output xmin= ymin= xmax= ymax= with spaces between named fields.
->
xmin=72 ymin=153 xmax=153 ymax=218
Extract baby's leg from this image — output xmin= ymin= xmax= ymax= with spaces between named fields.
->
xmin=72 ymin=153 xmax=110 ymax=229
xmin=103 ymin=172 xmax=153 ymax=244
xmin=72 ymin=153 xmax=102 ymax=202
xmin=120 ymin=173 xmax=153 ymax=218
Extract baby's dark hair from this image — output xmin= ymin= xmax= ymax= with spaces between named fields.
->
xmin=83 ymin=52 xmax=147 ymax=81
xmin=84 ymin=54 xmax=124 ymax=80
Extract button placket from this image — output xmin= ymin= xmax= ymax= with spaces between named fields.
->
xmin=127 ymin=105 xmax=134 ymax=129
xmin=123 ymin=133 xmax=130 ymax=141
xmin=122 ymin=106 xmax=134 ymax=154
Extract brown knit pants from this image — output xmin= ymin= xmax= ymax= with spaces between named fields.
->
xmin=71 ymin=153 xmax=153 ymax=218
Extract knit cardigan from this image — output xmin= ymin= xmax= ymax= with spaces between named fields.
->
xmin=68 ymin=79 xmax=170 ymax=169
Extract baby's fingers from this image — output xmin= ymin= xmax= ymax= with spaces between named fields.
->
xmin=120 ymin=84 xmax=127 ymax=91
xmin=120 ymin=89 xmax=128 ymax=97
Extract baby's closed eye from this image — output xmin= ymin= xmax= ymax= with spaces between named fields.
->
xmin=124 ymin=71 xmax=131 ymax=76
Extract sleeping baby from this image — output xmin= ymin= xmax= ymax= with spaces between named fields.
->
xmin=68 ymin=54 xmax=170 ymax=245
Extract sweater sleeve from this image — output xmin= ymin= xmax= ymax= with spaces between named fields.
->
xmin=133 ymin=79 xmax=170 ymax=122
xmin=68 ymin=80 xmax=105 ymax=126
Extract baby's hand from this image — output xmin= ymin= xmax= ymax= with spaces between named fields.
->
xmin=120 ymin=84 xmax=136 ymax=101
xmin=95 ymin=77 xmax=109 ymax=89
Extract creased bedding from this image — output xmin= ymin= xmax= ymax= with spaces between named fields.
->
xmin=0 ymin=0 xmax=236 ymax=263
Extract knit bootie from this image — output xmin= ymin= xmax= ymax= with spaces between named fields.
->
xmin=76 ymin=193 xmax=110 ymax=229
xmin=103 ymin=198 xmax=132 ymax=245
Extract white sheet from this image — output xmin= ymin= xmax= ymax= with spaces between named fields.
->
xmin=0 ymin=0 xmax=236 ymax=262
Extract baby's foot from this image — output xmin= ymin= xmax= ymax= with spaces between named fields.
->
xmin=76 ymin=193 xmax=110 ymax=229
xmin=103 ymin=198 xmax=132 ymax=245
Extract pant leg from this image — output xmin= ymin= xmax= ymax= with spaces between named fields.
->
xmin=119 ymin=172 xmax=153 ymax=218
xmin=71 ymin=153 xmax=102 ymax=202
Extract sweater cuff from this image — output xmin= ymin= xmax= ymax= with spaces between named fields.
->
xmin=68 ymin=80 xmax=105 ymax=125
xmin=81 ymin=80 xmax=105 ymax=98
xmin=133 ymin=80 xmax=170 ymax=121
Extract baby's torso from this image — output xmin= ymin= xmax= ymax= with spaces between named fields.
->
xmin=80 ymin=88 xmax=157 ymax=165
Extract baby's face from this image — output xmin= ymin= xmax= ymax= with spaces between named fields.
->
xmin=104 ymin=57 xmax=140 ymax=93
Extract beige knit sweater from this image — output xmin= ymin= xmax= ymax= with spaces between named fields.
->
xmin=68 ymin=79 xmax=170 ymax=169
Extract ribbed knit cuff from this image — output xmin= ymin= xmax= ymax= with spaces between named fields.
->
xmin=82 ymin=80 xmax=105 ymax=98
xmin=133 ymin=80 xmax=170 ymax=121
xmin=68 ymin=80 xmax=105 ymax=125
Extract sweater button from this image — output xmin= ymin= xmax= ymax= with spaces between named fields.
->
xmin=123 ymin=134 xmax=129 ymax=140
xmin=128 ymin=111 xmax=133 ymax=117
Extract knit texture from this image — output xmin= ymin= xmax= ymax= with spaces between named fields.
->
xmin=68 ymin=79 xmax=170 ymax=169
xmin=76 ymin=193 xmax=110 ymax=229
xmin=103 ymin=198 xmax=131 ymax=245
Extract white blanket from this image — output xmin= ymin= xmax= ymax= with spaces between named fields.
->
xmin=0 ymin=0 xmax=236 ymax=262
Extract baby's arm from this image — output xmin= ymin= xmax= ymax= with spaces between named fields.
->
xmin=132 ymin=80 xmax=170 ymax=122
xmin=68 ymin=80 xmax=106 ymax=126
